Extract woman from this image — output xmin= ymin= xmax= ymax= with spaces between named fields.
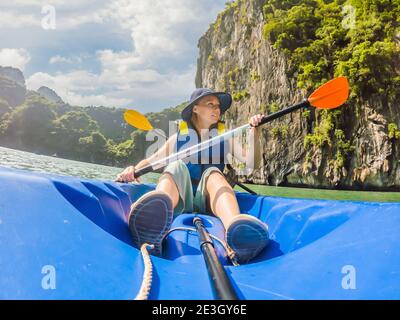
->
xmin=117 ymin=88 xmax=269 ymax=264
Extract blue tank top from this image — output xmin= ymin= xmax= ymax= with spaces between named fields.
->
xmin=176 ymin=120 xmax=227 ymax=194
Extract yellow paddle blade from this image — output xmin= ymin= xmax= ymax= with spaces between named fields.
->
xmin=308 ymin=76 xmax=349 ymax=109
xmin=124 ymin=109 xmax=153 ymax=131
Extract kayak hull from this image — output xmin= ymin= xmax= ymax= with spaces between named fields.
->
xmin=1 ymin=166 xmax=399 ymax=299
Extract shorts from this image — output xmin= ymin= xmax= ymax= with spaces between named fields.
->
xmin=162 ymin=160 xmax=223 ymax=217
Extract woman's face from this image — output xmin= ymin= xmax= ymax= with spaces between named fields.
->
xmin=192 ymin=95 xmax=221 ymax=125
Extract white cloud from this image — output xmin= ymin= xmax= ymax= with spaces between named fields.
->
xmin=0 ymin=48 xmax=31 ymax=71
xmin=49 ymin=55 xmax=83 ymax=64
xmin=67 ymin=92 xmax=131 ymax=107
xmin=72 ymin=0 xmax=224 ymax=110
xmin=26 ymin=64 xmax=195 ymax=110
xmin=0 ymin=10 xmax=39 ymax=28
xmin=58 ymin=8 xmax=109 ymax=29
xmin=49 ymin=55 xmax=73 ymax=64
xmin=96 ymin=50 xmax=144 ymax=72
xmin=19 ymin=0 xmax=227 ymax=111
xmin=26 ymin=71 xmax=131 ymax=107
xmin=0 ymin=0 xmax=99 ymax=8
xmin=108 ymin=0 xmax=223 ymax=60
xmin=0 ymin=1 xmax=108 ymax=30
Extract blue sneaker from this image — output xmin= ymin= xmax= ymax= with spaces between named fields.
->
xmin=226 ymin=214 xmax=269 ymax=264
xmin=128 ymin=190 xmax=173 ymax=256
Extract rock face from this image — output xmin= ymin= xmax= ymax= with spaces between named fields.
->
xmin=196 ymin=0 xmax=400 ymax=190
xmin=37 ymin=86 xmax=64 ymax=104
xmin=0 ymin=66 xmax=26 ymax=107
xmin=0 ymin=66 xmax=25 ymax=86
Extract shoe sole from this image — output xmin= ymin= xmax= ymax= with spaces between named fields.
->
xmin=128 ymin=191 xmax=173 ymax=256
xmin=226 ymin=215 xmax=269 ymax=264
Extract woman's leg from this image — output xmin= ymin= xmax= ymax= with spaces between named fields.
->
xmin=156 ymin=160 xmax=195 ymax=215
xmin=204 ymin=170 xmax=269 ymax=264
xmin=205 ymin=171 xmax=240 ymax=229
xmin=156 ymin=173 xmax=180 ymax=209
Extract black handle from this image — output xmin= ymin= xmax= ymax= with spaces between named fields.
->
xmin=134 ymin=165 xmax=154 ymax=178
xmin=236 ymin=182 xmax=257 ymax=195
xmin=194 ymin=217 xmax=214 ymax=247
xmin=193 ymin=217 xmax=239 ymax=300
xmin=256 ymin=99 xmax=310 ymax=127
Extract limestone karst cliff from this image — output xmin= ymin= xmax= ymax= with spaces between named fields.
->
xmin=196 ymin=0 xmax=400 ymax=190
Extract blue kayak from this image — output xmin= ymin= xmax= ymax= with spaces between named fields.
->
xmin=0 ymin=166 xmax=399 ymax=300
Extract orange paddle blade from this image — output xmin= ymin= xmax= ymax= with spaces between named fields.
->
xmin=124 ymin=109 xmax=153 ymax=131
xmin=308 ymin=76 xmax=349 ymax=109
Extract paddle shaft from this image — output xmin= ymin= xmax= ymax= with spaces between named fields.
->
xmin=193 ymin=217 xmax=239 ymax=300
xmin=236 ymin=182 xmax=257 ymax=195
xmin=258 ymin=99 xmax=309 ymax=126
xmin=134 ymin=99 xmax=310 ymax=178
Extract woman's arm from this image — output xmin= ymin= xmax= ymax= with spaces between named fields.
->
xmin=228 ymin=115 xmax=263 ymax=169
xmin=116 ymin=133 xmax=177 ymax=182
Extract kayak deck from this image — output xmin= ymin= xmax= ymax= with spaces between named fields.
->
xmin=0 ymin=166 xmax=399 ymax=299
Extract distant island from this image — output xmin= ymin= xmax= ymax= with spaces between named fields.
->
xmin=0 ymin=66 xmax=185 ymax=167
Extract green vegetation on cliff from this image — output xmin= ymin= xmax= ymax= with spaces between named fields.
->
xmin=263 ymin=0 xmax=400 ymax=99
xmin=263 ymin=0 xmax=400 ymax=171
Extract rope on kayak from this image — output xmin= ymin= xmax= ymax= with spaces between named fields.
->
xmin=162 ymin=227 xmax=240 ymax=266
xmin=134 ymin=228 xmax=239 ymax=299
xmin=134 ymin=243 xmax=154 ymax=300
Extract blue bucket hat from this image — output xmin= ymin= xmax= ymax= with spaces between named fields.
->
xmin=181 ymin=88 xmax=232 ymax=122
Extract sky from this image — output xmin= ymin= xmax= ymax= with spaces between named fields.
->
xmin=0 ymin=0 xmax=227 ymax=113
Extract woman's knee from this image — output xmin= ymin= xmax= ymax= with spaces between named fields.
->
xmin=158 ymin=172 xmax=177 ymax=189
xmin=206 ymin=170 xmax=229 ymax=189
xmin=157 ymin=173 xmax=179 ymax=204
xmin=204 ymin=171 xmax=236 ymax=215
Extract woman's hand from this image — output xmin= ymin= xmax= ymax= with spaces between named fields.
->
xmin=249 ymin=114 xmax=264 ymax=128
xmin=116 ymin=165 xmax=141 ymax=183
